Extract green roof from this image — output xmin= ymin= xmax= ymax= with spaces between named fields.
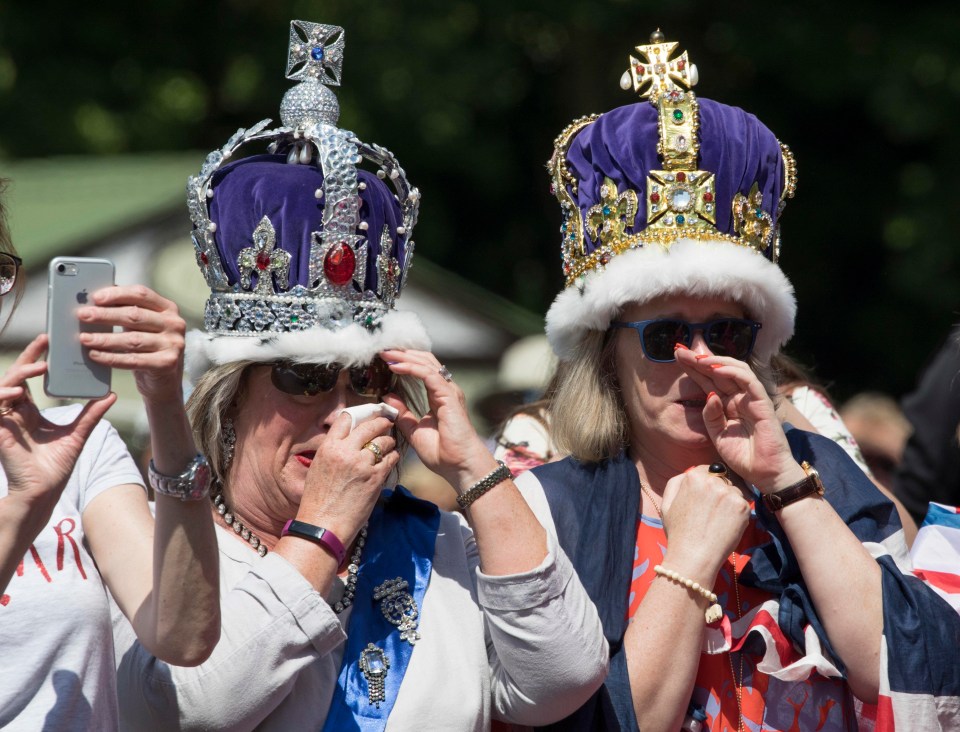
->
xmin=1 ymin=153 xmax=202 ymax=268
xmin=1 ymin=152 xmax=544 ymax=337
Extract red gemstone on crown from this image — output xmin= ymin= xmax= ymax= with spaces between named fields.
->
xmin=200 ymin=252 xmax=209 ymax=265
xmin=703 ymin=192 xmax=714 ymax=203
xmin=324 ymin=243 xmax=356 ymax=285
xmin=256 ymin=252 xmax=271 ymax=270
xmin=676 ymin=172 xmax=687 ymax=182
xmin=636 ymin=65 xmax=644 ymax=74
xmin=650 ymin=192 xmax=661 ymax=203
xmin=677 ymin=60 xmax=686 ymax=71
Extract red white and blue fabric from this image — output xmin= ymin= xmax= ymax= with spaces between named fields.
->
xmin=909 ymin=502 xmax=960 ymax=615
xmin=529 ymin=428 xmax=960 ymax=731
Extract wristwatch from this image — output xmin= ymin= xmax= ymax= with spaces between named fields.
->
xmin=761 ymin=461 xmax=824 ymax=512
xmin=148 ymin=454 xmax=212 ymax=501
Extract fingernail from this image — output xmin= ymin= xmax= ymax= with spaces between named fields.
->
xmin=684 ymin=466 xmax=696 ymax=473
xmin=385 ymin=361 xmax=398 ymax=365
xmin=707 ymin=391 xmax=717 ymax=400
xmin=710 ymin=364 xmax=722 ymax=370
xmin=674 ymin=343 xmax=689 ymax=351
xmin=695 ymin=354 xmax=709 ymax=360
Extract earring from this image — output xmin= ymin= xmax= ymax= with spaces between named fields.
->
xmin=221 ymin=417 xmax=236 ymax=471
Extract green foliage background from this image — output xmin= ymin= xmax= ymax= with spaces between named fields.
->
xmin=1 ymin=0 xmax=957 ymax=399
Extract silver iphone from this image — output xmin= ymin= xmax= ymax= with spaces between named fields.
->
xmin=44 ymin=257 xmax=115 ymax=399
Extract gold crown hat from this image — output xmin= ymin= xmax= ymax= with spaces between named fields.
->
xmin=183 ymin=21 xmax=428 ymax=382
xmin=544 ymin=30 xmax=798 ymax=362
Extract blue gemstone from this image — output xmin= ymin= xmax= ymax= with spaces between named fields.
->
xmin=602 ymin=206 xmax=611 ymax=216
xmin=311 ymin=46 xmax=325 ymax=61
xmin=676 ymin=214 xmax=686 ymax=225
xmin=755 ymin=208 xmax=763 ymax=218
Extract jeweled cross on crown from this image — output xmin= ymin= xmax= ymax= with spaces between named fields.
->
xmin=620 ymin=29 xmax=699 ymax=102
xmin=286 ymin=20 xmax=345 ymax=86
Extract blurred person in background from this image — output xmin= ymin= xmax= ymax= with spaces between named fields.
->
xmin=112 ymin=22 xmax=607 ymax=731
xmin=838 ymin=392 xmax=911 ymax=492
xmin=0 ymin=174 xmax=220 ymax=731
xmin=512 ymin=31 xmax=959 ymax=731
xmin=895 ymin=325 xmax=960 ymax=524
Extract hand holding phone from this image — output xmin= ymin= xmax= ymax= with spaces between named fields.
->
xmin=44 ymin=257 xmax=114 ymax=399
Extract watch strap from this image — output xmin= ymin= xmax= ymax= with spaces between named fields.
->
xmin=148 ymin=454 xmax=212 ymax=501
xmin=761 ymin=461 xmax=824 ymax=512
xmin=281 ymin=519 xmax=347 ymax=565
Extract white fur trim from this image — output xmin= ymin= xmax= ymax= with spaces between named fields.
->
xmin=545 ymin=239 xmax=796 ymax=361
xmin=185 ymin=309 xmax=431 ymax=384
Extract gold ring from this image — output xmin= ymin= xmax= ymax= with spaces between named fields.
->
xmin=363 ymin=441 xmax=383 ymax=464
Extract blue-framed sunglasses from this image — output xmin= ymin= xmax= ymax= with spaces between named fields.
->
xmin=610 ymin=317 xmax=762 ymax=363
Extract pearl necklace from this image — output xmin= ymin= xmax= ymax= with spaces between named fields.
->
xmin=212 ymin=492 xmax=367 ymax=615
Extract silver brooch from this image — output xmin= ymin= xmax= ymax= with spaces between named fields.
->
xmin=373 ymin=577 xmax=421 ymax=645
xmin=359 ymin=643 xmax=389 ymax=707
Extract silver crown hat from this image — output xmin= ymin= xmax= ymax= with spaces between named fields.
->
xmin=184 ymin=20 xmax=429 ymax=384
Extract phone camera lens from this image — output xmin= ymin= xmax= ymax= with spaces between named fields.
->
xmin=57 ymin=263 xmax=66 ymax=273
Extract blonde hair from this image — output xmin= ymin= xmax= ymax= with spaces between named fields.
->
xmin=187 ymin=361 xmax=253 ymax=485
xmin=549 ymin=330 xmax=626 ymax=463
xmin=550 ymin=326 xmax=778 ymax=464
xmin=186 ymin=360 xmax=426 ymax=487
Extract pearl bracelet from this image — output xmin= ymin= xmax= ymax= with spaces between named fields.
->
xmin=653 ymin=564 xmax=723 ymax=623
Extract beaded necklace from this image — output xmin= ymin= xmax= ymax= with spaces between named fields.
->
xmin=212 ymin=491 xmax=366 ymax=614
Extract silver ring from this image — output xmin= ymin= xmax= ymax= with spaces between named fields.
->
xmin=438 ymin=365 xmax=453 ymax=382
xmin=0 ymin=405 xmax=13 ymax=416
xmin=363 ymin=441 xmax=384 ymax=464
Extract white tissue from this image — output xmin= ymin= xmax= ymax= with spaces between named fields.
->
xmin=340 ymin=402 xmax=399 ymax=431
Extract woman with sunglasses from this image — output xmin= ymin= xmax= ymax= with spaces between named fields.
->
xmin=112 ymin=21 xmax=606 ymax=731
xmin=515 ymin=32 xmax=960 ymax=731
xmin=0 ymin=178 xmax=221 ymax=730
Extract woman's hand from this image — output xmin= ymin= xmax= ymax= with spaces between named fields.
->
xmin=380 ymin=349 xmax=492 ymax=489
xmin=674 ymin=348 xmax=805 ymax=491
xmin=660 ymin=465 xmax=751 ymax=578
xmin=0 ymin=334 xmax=116 ymax=507
xmin=297 ymin=413 xmax=399 ymax=548
xmin=78 ymin=285 xmax=186 ymax=405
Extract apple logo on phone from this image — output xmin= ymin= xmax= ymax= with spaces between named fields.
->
xmin=76 ymin=289 xmax=89 ymax=304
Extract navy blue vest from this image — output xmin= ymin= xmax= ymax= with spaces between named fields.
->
xmin=528 ymin=429 xmax=906 ymax=731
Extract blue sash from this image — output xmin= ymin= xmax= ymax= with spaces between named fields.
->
xmin=321 ymin=486 xmax=440 ymax=732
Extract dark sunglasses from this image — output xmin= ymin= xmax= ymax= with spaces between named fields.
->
xmin=270 ymin=359 xmax=396 ymax=398
xmin=611 ymin=317 xmax=762 ymax=363
xmin=0 ymin=253 xmax=22 ymax=296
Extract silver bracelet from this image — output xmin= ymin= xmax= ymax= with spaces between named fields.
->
xmin=456 ymin=460 xmax=513 ymax=510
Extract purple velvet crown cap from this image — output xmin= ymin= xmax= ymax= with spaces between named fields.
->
xmin=208 ymin=154 xmax=408 ymax=294
xmin=565 ymin=98 xmax=785 ymax=260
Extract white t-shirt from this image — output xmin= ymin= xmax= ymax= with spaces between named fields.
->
xmin=0 ymin=405 xmax=144 ymax=731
